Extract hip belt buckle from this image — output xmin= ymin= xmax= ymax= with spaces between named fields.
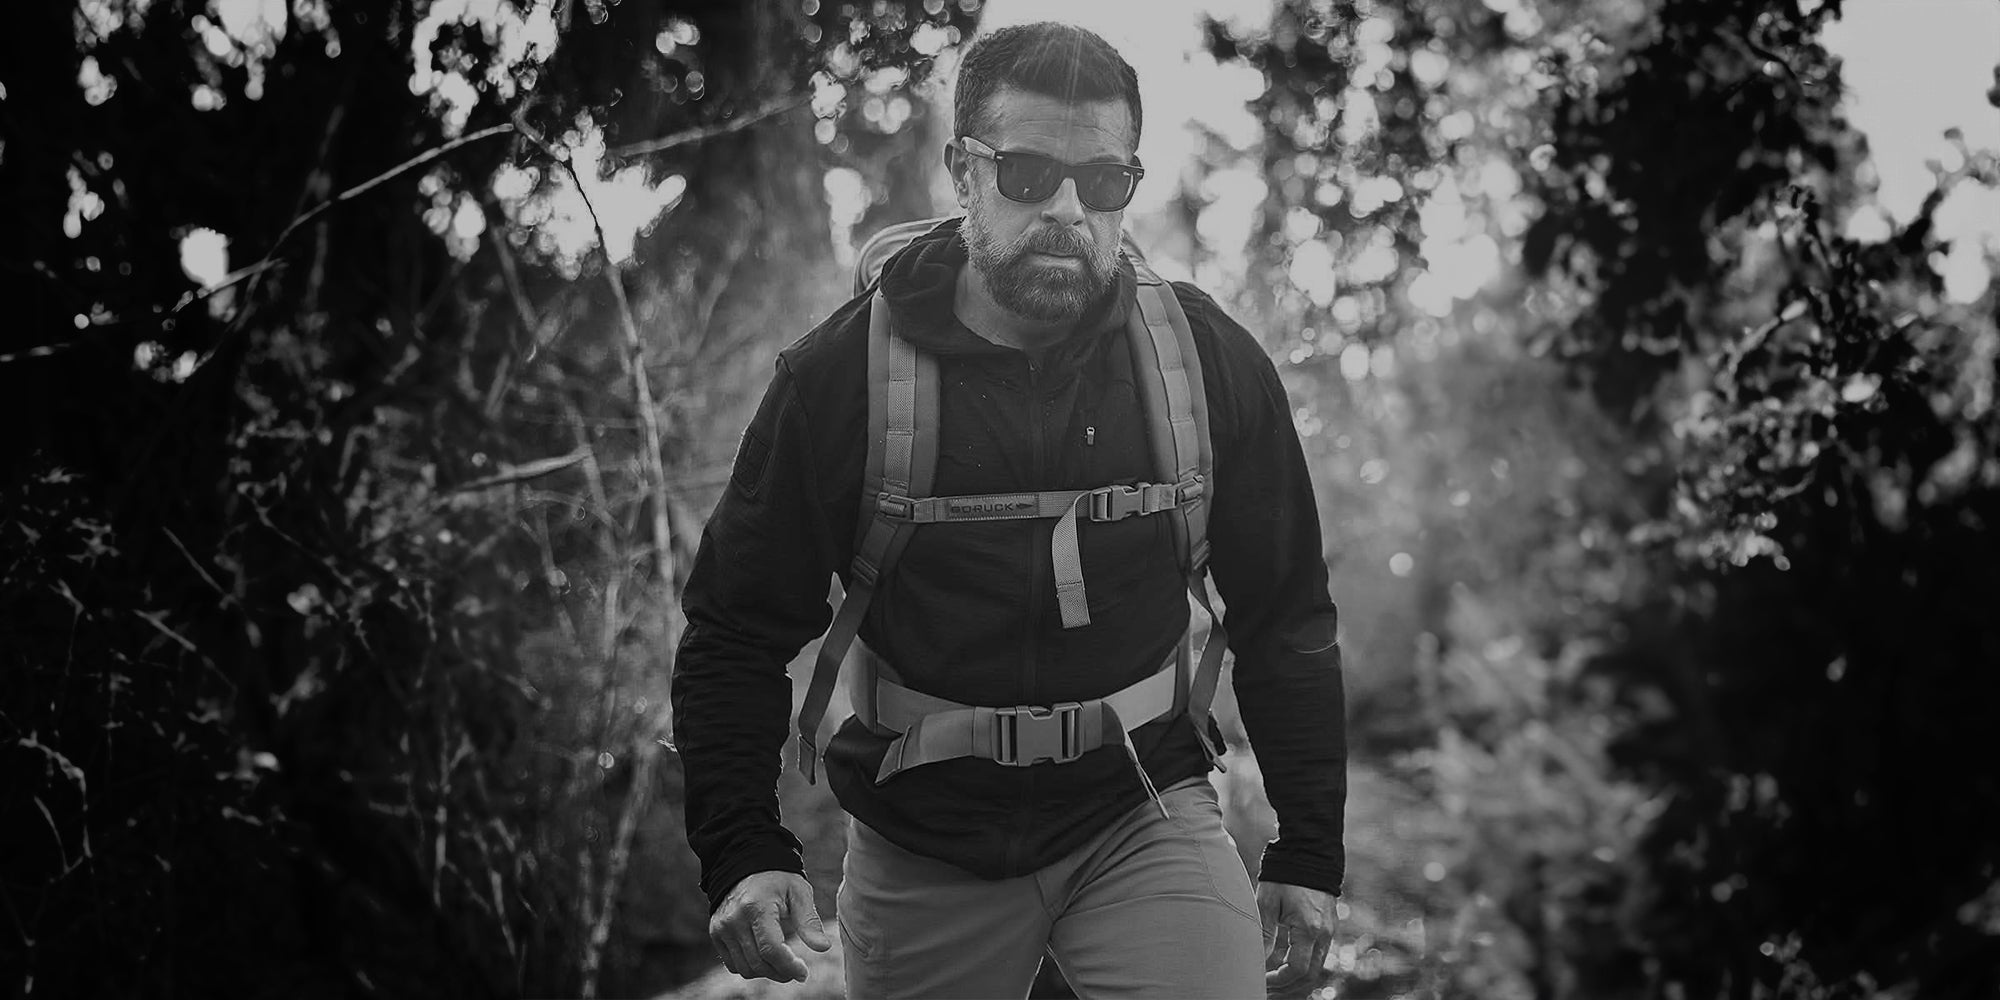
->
xmin=994 ymin=702 xmax=1084 ymax=766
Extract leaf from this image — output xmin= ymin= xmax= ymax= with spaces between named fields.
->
xmin=1839 ymin=374 xmax=1879 ymax=404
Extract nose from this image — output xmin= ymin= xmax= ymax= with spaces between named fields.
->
xmin=1040 ymin=176 xmax=1087 ymax=227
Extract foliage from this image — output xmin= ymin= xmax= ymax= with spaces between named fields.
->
xmin=1521 ymin=1 xmax=2000 ymax=996
xmin=1202 ymin=0 xmax=2000 ymax=996
xmin=0 ymin=0 xmax=972 ymax=996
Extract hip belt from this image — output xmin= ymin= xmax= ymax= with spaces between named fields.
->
xmin=858 ymin=653 xmax=1183 ymax=811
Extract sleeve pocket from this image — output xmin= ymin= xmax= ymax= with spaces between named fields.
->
xmin=729 ymin=426 xmax=774 ymax=500
xmin=1284 ymin=612 xmax=1341 ymax=655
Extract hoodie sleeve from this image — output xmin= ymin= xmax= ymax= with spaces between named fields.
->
xmin=1178 ymin=285 xmax=1349 ymax=897
xmin=671 ymin=356 xmax=841 ymax=912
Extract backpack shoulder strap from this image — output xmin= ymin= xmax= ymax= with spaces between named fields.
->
xmin=795 ymin=293 xmax=938 ymax=780
xmin=1123 ymin=259 xmax=1227 ymax=765
xmin=1124 ymin=259 xmax=1212 ymax=574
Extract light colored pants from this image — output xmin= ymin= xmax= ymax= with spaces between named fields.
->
xmin=837 ymin=777 xmax=1266 ymax=1000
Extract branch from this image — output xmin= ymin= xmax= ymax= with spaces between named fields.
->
xmin=162 ymin=527 xmax=232 ymax=606
xmin=606 ymin=94 xmax=809 ymax=160
xmin=580 ymin=738 xmax=658 ymax=999
xmin=169 ymin=259 xmax=288 ymax=316
xmin=169 ymin=121 xmax=518 ymax=378
xmin=516 ymin=117 xmax=676 ymax=586
xmin=447 ymin=447 xmax=593 ymax=494
xmin=264 ymin=123 xmax=518 ymax=260
xmin=0 ymin=342 xmax=75 ymax=365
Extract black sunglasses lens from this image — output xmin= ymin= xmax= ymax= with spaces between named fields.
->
xmin=988 ymin=149 xmax=1138 ymax=210
xmin=1077 ymin=166 xmax=1138 ymax=211
xmin=996 ymin=154 xmax=1063 ymax=203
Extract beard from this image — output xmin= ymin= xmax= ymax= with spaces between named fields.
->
xmin=962 ymin=208 xmax=1120 ymax=325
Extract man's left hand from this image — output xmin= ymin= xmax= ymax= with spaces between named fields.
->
xmin=1257 ymin=881 xmax=1338 ymax=997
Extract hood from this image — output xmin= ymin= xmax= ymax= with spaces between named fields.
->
xmin=877 ymin=216 xmax=1137 ymax=370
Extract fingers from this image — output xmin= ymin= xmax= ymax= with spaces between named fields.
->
xmin=1308 ymin=929 xmax=1333 ymax=988
xmin=1263 ymin=928 xmax=1319 ymax=997
xmin=1263 ymin=915 xmax=1331 ymax=997
xmin=1258 ymin=886 xmax=1283 ymax=957
xmin=1263 ymin=924 xmax=1290 ymax=977
xmin=710 ymin=879 xmax=815 ymax=983
xmin=750 ymin=903 xmax=811 ymax=981
xmin=786 ymin=875 xmax=833 ymax=953
xmin=712 ymin=900 xmax=808 ymax=982
xmin=711 ymin=913 xmax=753 ymax=979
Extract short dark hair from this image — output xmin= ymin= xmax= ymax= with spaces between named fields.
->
xmin=953 ymin=22 xmax=1142 ymax=149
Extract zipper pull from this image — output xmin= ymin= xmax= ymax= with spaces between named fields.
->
xmin=1085 ymin=426 xmax=1096 ymax=446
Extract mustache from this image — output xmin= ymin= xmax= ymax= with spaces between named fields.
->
xmin=1012 ymin=227 xmax=1095 ymax=258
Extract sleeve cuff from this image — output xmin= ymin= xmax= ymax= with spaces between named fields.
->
xmin=702 ymin=837 xmax=806 ymax=913
xmin=1257 ymin=841 xmax=1345 ymax=897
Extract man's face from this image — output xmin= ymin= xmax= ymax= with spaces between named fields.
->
xmin=956 ymin=86 xmax=1136 ymax=325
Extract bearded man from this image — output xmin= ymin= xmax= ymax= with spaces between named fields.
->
xmin=671 ymin=21 xmax=1348 ymax=999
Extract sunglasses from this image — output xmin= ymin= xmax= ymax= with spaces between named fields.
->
xmin=958 ymin=136 xmax=1145 ymax=213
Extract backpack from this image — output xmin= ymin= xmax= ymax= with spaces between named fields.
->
xmin=795 ymin=218 xmax=1229 ymax=801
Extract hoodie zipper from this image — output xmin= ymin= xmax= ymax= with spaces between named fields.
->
xmin=1009 ymin=353 xmax=1047 ymax=874
xmin=1023 ymin=355 xmax=1046 ymax=700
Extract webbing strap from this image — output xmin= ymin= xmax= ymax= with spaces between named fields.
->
xmin=871 ymin=657 xmax=1180 ymax=783
xmin=1051 ymin=484 xmax=1176 ymax=628
xmin=800 ymin=574 xmax=872 ymax=780
xmin=1052 ymin=493 xmax=1092 ymax=628
xmin=879 ymin=483 xmax=1183 ymax=630
xmin=880 ymin=483 xmax=1179 ymax=524
xmin=796 ymin=294 xmax=938 ymax=781
xmin=865 ymin=654 xmax=1179 ymax=733
xmin=1185 ymin=579 xmax=1229 ymax=767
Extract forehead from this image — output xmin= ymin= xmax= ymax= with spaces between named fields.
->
xmin=980 ymin=86 xmax=1136 ymax=160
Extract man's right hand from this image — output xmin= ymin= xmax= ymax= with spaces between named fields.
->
xmin=708 ymin=870 xmax=832 ymax=983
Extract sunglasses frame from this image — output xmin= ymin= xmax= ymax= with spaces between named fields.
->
xmin=957 ymin=136 xmax=1145 ymax=213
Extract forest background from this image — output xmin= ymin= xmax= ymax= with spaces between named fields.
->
xmin=5 ymin=0 xmax=2000 ymax=998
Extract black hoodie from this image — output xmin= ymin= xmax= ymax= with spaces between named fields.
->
xmin=671 ymin=219 xmax=1347 ymax=912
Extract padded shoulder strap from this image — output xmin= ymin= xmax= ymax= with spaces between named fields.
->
xmin=796 ymin=293 xmax=939 ymax=780
xmin=1124 ymin=258 xmax=1212 ymax=574
xmin=1124 ymin=259 xmax=1227 ymax=766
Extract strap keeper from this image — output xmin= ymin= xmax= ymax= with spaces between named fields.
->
xmin=1176 ymin=477 xmax=1205 ymax=504
xmin=850 ymin=557 xmax=879 ymax=587
xmin=798 ymin=734 xmax=820 ymax=784
xmin=876 ymin=494 xmax=915 ymax=520
xmin=1190 ymin=719 xmax=1226 ymax=771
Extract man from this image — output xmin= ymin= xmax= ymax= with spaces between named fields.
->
xmin=670 ymin=21 xmax=1346 ymax=999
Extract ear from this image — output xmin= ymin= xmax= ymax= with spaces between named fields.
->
xmin=943 ymin=140 xmax=973 ymax=208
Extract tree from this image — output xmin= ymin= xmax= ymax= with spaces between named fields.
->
xmin=0 ymin=0 xmax=974 ymax=995
xmin=1525 ymin=2 xmax=2000 ymax=994
xmin=1201 ymin=0 xmax=2000 ymax=995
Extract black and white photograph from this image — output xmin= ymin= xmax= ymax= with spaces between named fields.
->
xmin=5 ymin=1 xmax=2000 ymax=997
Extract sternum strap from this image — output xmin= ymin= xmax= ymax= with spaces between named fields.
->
xmin=880 ymin=482 xmax=1189 ymax=630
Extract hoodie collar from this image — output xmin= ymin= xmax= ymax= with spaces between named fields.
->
xmin=877 ymin=217 xmax=1136 ymax=370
